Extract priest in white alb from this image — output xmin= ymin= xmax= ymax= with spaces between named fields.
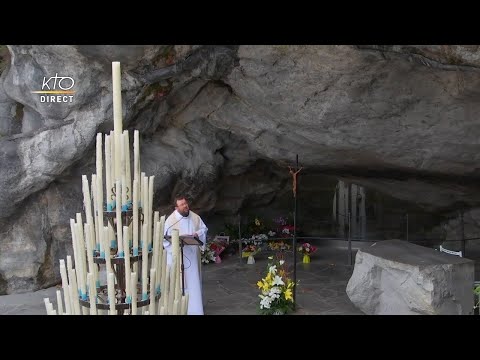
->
xmin=163 ymin=195 xmax=208 ymax=315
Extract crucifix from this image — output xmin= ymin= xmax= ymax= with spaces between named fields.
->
xmin=288 ymin=166 xmax=303 ymax=198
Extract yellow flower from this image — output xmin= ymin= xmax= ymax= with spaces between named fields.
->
xmin=284 ymin=288 xmax=293 ymax=301
xmin=257 ymin=280 xmax=264 ymax=289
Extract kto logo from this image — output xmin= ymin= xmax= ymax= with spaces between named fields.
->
xmin=31 ymin=73 xmax=75 ymax=103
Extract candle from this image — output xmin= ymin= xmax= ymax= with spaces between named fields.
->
xmin=130 ymin=272 xmax=137 ymax=315
xmin=96 ymin=171 xmax=104 ymax=259
xmin=162 ymin=266 xmax=170 ymax=313
xmin=157 ymin=216 xmax=165 ymax=294
xmin=171 ymin=229 xmax=180 ymax=270
xmin=44 ymin=298 xmax=51 ymax=314
xmin=159 ymin=306 xmax=165 ymax=315
xmin=105 ymin=135 xmax=112 ymax=210
xmin=132 ymin=179 xmax=139 ymax=258
xmin=74 ymin=221 xmax=86 ymax=301
xmin=96 ymin=133 xmax=104 ymax=256
xmin=133 ymin=130 xmax=140 ymax=184
xmin=148 ymin=176 xmax=155 ymax=250
xmin=59 ymin=259 xmax=71 ymax=315
xmin=160 ymin=251 xmax=167 ymax=302
xmin=66 ymin=256 xmax=75 ymax=314
xmin=141 ymin=223 xmax=148 ymax=302
xmin=181 ymin=294 xmax=189 ymax=315
xmin=84 ymin=224 xmax=95 ymax=281
xmin=168 ymin=260 xmax=176 ymax=314
xmin=115 ymin=180 xmax=123 ymax=256
xmin=120 ymin=131 xmax=126 ymax=209
xmin=124 ymin=130 xmax=131 ymax=208
xmin=70 ymin=220 xmax=83 ymax=301
xmin=87 ymin=272 xmax=97 ymax=315
xmin=69 ymin=268 xmax=81 ymax=315
xmin=103 ymin=226 xmax=112 ymax=276
xmin=123 ymin=226 xmax=131 ymax=304
xmin=149 ymin=268 xmax=156 ymax=315
xmin=107 ymin=272 xmax=116 ymax=315
xmin=173 ymin=299 xmax=179 ymax=316
xmin=152 ymin=218 xmax=159 ymax=298
xmin=112 ymin=62 xmax=123 ymax=135
xmin=91 ymin=174 xmax=99 ymax=253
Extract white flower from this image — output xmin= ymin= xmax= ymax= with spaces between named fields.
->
xmin=259 ymin=295 xmax=272 ymax=309
xmin=269 ymin=265 xmax=277 ymax=274
xmin=268 ymin=231 xmax=276 ymax=237
xmin=272 ymin=276 xmax=284 ymax=286
xmin=279 ymin=260 xmax=285 ymax=265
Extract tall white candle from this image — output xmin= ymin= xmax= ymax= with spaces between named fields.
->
xmin=74 ymin=220 xmax=87 ymax=301
xmin=91 ymin=174 xmax=100 ymax=253
xmin=112 ymin=62 xmax=123 ymax=135
xmin=69 ymin=268 xmax=81 ymax=315
xmin=96 ymin=171 xmax=104 ymax=260
xmin=134 ymin=130 xmax=140 ymax=181
xmin=115 ymin=180 xmax=123 ymax=256
xmin=168 ymin=260 xmax=176 ymax=314
xmin=66 ymin=256 xmax=75 ymax=314
xmin=120 ymin=132 xmax=126 ymax=208
xmin=96 ymin=133 xmax=104 ymax=257
xmin=124 ymin=130 xmax=132 ymax=207
xmin=105 ymin=135 xmax=112 ymax=210
xmin=103 ymin=226 xmax=112 ymax=276
xmin=148 ymin=176 xmax=155 ymax=250
xmin=173 ymin=299 xmax=179 ymax=316
xmin=107 ymin=272 xmax=116 ymax=315
xmin=152 ymin=218 xmax=160 ymax=297
xmin=149 ymin=268 xmax=156 ymax=315
xmin=162 ymin=265 xmax=170 ymax=313
xmin=59 ymin=259 xmax=71 ymax=315
xmin=84 ymin=224 xmax=95 ymax=280
xmin=123 ymin=226 xmax=131 ymax=304
xmin=132 ymin=179 xmax=139 ymax=257
xmin=130 ymin=272 xmax=137 ymax=315
xmin=87 ymin=272 xmax=97 ymax=315
xmin=141 ymin=223 xmax=148 ymax=302
xmin=160 ymin=251 xmax=167 ymax=302
xmin=55 ymin=291 xmax=63 ymax=314
xmin=157 ymin=216 xmax=165 ymax=293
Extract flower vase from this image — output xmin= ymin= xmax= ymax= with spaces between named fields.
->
xmin=303 ymin=254 xmax=311 ymax=263
xmin=247 ymin=255 xmax=255 ymax=264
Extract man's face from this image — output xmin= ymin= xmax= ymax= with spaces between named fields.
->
xmin=175 ymin=198 xmax=190 ymax=217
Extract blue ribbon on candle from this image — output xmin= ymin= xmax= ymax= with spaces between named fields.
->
xmin=142 ymin=293 xmax=148 ymax=301
xmin=96 ymin=280 xmax=100 ymax=289
xmin=126 ymin=296 xmax=132 ymax=304
xmin=111 ymin=240 xmax=117 ymax=249
xmin=133 ymin=248 xmax=139 ymax=256
xmin=118 ymin=251 xmax=125 ymax=258
xmin=107 ymin=203 xmax=114 ymax=211
xmin=121 ymin=204 xmax=129 ymax=212
xmin=96 ymin=243 xmax=100 ymax=251
xmin=156 ymin=285 xmax=161 ymax=295
xmin=148 ymin=243 xmax=153 ymax=252
xmin=100 ymin=251 xmax=105 ymax=259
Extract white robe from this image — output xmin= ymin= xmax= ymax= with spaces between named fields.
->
xmin=163 ymin=210 xmax=208 ymax=315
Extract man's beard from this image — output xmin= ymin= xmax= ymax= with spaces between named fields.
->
xmin=179 ymin=209 xmax=190 ymax=217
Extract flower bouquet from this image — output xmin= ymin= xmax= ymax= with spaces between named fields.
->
xmin=209 ymin=242 xmax=226 ymax=263
xmin=201 ymin=243 xmax=217 ymax=264
xmin=268 ymin=240 xmax=291 ymax=252
xmin=257 ymin=255 xmax=295 ymax=315
xmin=298 ymin=243 xmax=317 ymax=263
xmin=242 ymin=244 xmax=260 ymax=264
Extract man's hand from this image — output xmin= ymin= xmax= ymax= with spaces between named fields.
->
xmin=193 ymin=232 xmax=199 ymax=238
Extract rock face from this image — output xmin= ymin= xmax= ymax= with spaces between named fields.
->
xmin=2 ymin=45 xmax=480 ymax=293
xmin=346 ymin=239 xmax=475 ymax=315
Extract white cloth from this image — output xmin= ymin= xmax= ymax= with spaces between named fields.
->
xmin=163 ymin=210 xmax=208 ymax=315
